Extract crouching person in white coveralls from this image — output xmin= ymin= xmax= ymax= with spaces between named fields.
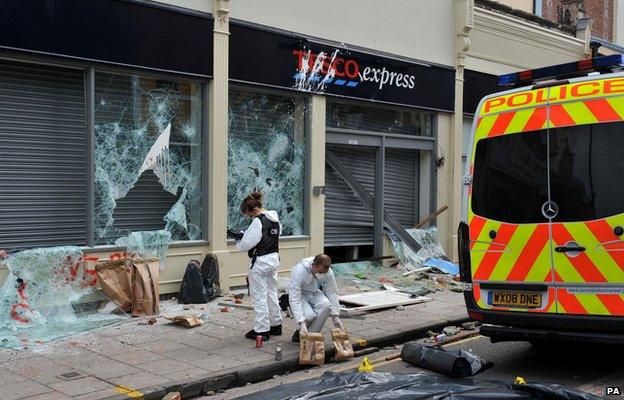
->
xmin=289 ymin=254 xmax=344 ymax=342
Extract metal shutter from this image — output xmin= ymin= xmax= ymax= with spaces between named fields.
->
xmin=0 ymin=60 xmax=86 ymax=249
xmin=324 ymin=145 xmax=375 ymax=246
xmin=112 ymin=170 xmax=177 ymax=234
xmin=384 ymin=148 xmax=418 ymax=228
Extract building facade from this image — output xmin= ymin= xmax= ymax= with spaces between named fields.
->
xmin=0 ymin=0 xmax=591 ymax=292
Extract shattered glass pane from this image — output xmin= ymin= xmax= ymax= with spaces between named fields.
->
xmin=115 ymin=230 xmax=172 ymax=269
xmin=389 ymin=227 xmax=449 ymax=270
xmin=0 ymin=247 xmax=127 ymax=349
xmin=327 ymin=101 xmax=434 ymax=136
xmin=228 ymin=90 xmax=306 ymax=236
xmin=94 ymin=72 xmax=203 ymax=244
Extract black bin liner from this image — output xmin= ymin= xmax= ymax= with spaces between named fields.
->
xmin=236 ymin=371 xmax=603 ymax=400
xmin=178 ymin=254 xmax=221 ymax=304
xmin=400 ymin=341 xmax=493 ymax=378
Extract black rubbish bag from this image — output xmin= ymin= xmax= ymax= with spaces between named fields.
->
xmin=279 ymin=293 xmax=289 ymax=311
xmin=200 ymin=254 xmax=221 ymax=299
xmin=235 ymin=372 xmax=603 ymax=400
xmin=178 ymin=255 xmax=221 ymax=304
xmin=401 ymin=341 xmax=493 ymax=378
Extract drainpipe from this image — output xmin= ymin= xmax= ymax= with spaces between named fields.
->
xmin=452 ymin=0 xmax=473 ymax=261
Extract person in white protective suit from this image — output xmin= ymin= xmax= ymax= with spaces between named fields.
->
xmin=289 ymin=254 xmax=345 ymax=342
xmin=236 ymin=191 xmax=283 ymax=341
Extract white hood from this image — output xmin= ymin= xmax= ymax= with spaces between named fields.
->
xmin=262 ymin=210 xmax=280 ymax=223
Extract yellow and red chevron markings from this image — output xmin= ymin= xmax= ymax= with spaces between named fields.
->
xmin=476 ymin=96 xmax=624 ymax=138
xmin=467 ymin=79 xmax=624 ymax=318
xmin=468 ymin=214 xmax=624 ymax=316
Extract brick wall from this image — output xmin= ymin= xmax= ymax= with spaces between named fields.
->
xmin=540 ymin=0 xmax=613 ymax=40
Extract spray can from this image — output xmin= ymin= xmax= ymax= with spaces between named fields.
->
xmin=255 ymin=335 xmax=263 ymax=348
xmin=275 ymin=345 xmax=282 ymax=361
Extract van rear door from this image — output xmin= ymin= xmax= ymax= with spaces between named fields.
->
xmin=469 ymin=91 xmax=555 ymax=314
xmin=544 ymin=85 xmax=624 ymax=317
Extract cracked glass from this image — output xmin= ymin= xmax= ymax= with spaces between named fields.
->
xmin=228 ymin=89 xmax=307 ymax=236
xmin=94 ymin=72 xmax=203 ymax=244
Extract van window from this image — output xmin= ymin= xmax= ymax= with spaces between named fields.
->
xmin=550 ymin=121 xmax=624 ymax=222
xmin=472 ymin=121 xmax=624 ymax=224
xmin=472 ymin=130 xmax=548 ymax=224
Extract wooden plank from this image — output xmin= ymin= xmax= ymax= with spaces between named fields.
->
xmin=414 ymin=205 xmax=448 ymax=229
xmin=339 ymin=290 xmax=421 ymax=306
xmin=340 ymin=297 xmax=432 ymax=314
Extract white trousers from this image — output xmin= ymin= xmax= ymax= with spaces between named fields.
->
xmin=248 ymin=253 xmax=283 ymax=333
xmin=301 ymin=291 xmax=331 ymax=333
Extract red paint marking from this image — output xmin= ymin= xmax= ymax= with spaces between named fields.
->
xmin=584 ymin=98 xmax=621 ymax=122
xmin=487 ymin=112 xmax=516 ymax=137
xmin=557 ymin=288 xmax=588 ymax=314
xmin=551 ymin=224 xmax=607 ymax=283
xmin=109 ymin=253 xmax=124 ymax=260
xmin=10 ymin=303 xmax=30 ymax=324
xmin=469 ymin=216 xmax=487 ymax=250
xmin=506 ymin=224 xmax=549 ymax=281
xmin=585 ymin=220 xmax=624 ymax=273
xmin=473 ymin=224 xmax=519 ymax=281
xmin=549 ymin=104 xmax=575 ymax=127
xmin=596 ymin=294 xmax=624 ymax=316
xmin=83 ymin=256 xmax=100 ymax=262
xmin=522 ymin=107 xmax=547 ymax=131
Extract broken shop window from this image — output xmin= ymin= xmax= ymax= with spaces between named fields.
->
xmin=94 ymin=72 xmax=203 ymax=245
xmin=228 ymin=90 xmax=306 ymax=236
xmin=0 ymin=246 xmax=126 ymax=349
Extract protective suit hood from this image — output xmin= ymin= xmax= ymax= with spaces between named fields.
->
xmin=262 ymin=210 xmax=280 ymax=223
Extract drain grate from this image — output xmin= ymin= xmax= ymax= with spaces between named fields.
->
xmin=58 ymin=371 xmax=83 ymax=381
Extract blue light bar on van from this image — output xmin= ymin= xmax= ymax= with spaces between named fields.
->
xmin=498 ymin=54 xmax=624 ymax=86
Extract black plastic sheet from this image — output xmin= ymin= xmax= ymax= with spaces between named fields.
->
xmin=235 ymin=372 xmax=602 ymax=400
xmin=401 ymin=342 xmax=493 ymax=378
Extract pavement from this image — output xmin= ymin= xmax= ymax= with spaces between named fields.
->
xmin=0 ymin=290 xmax=468 ymax=400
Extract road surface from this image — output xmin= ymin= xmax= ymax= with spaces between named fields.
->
xmin=198 ymin=335 xmax=624 ymax=399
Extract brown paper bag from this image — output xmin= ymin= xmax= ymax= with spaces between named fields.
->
xmin=165 ymin=315 xmax=204 ymax=328
xmin=331 ymin=328 xmax=354 ymax=360
xmin=132 ymin=261 xmax=160 ymax=317
xmin=96 ymin=260 xmax=132 ymax=312
xmin=299 ymin=332 xmax=325 ymax=366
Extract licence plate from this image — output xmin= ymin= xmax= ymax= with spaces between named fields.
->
xmin=490 ymin=291 xmax=542 ymax=308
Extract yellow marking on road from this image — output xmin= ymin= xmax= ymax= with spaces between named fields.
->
xmin=114 ymin=385 xmax=144 ymax=399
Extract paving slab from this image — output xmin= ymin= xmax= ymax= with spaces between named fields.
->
xmin=0 ymin=291 xmax=468 ymax=399
xmin=0 ymin=380 xmax=53 ymax=400
xmin=48 ymin=377 xmax=113 ymax=397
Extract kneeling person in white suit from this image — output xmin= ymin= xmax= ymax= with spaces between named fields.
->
xmin=289 ymin=254 xmax=344 ymax=342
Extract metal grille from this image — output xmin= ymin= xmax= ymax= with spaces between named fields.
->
xmin=324 ymin=145 xmax=375 ymax=246
xmin=384 ymin=148 xmax=418 ymax=228
xmin=0 ymin=60 xmax=86 ymax=249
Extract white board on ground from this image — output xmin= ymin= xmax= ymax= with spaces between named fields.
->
xmin=338 ymin=290 xmax=431 ymax=314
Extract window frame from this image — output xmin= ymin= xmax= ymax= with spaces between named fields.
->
xmin=0 ymin=54 xmax=210 ymax=251
xmin=227 ymin=83 xmax=311 ymax=240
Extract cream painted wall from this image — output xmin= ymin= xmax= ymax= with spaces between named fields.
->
xmin=228 ymin=0 xmax=456 ymax=67
xmin=435 ymin=114 xmax=454 ymax=255
xmin=467 ymin=7 xmax=587 ymax=74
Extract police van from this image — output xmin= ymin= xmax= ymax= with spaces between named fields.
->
xmin=459 ymin=55 xmax=624 ymax=344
